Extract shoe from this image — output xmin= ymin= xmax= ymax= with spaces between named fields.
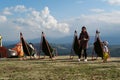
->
xmin=78 ymin=59 xmax=80 ymax=62
xmin=84 ymin=59 xmax=87 ymax=62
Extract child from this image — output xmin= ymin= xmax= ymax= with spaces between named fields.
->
xmin=103 ymin=41 xmax=110 ymax=62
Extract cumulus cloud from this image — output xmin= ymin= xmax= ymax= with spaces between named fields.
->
xmin=0 ymin=15 xmax=7 ymax=23
xmin=0 ymin=5 xmax=69 ymax=40
xmin=14 ymin=5 xmax=27 ymax=12
xmin=90 ymin=8 xmax=105 ymax=13
xmin=105 ymin=0 xmax=120 ymax=5
xmin=14 ymin=6 xmax=69 ymax=34
xmin=66 ymin=10 xmax=120 ymax=37
xmin=3 ymin=8 xmax=12 ymax=15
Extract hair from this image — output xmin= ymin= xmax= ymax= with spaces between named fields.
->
xmin=103 ymin=41 xmax=108 ymax=45
xmin=82 ymin=26 xmax=86 ymax=29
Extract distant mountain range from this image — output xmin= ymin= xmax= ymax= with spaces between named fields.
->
xmin=3 ymin=35 xmax=120 ymax=46
xmin=3 ymin=35 xmax=120 ymax=57
xmin=5 ymin=42 xmax=120 ymax=57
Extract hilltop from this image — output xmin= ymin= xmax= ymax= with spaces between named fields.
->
xmin=0 ymin=56 xmax=120 ymax=80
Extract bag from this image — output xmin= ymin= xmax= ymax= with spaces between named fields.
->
xmin=103 ymin=52 xmax=109 ymax=60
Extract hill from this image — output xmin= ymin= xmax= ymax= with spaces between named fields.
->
xmin=0 ymin=56 xmax=120 ymax=80
xmin=3 ymin=35 xmax=120 ymax=45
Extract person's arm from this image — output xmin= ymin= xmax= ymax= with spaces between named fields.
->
xmin=84 ymin=32 xmax=89 ymax=41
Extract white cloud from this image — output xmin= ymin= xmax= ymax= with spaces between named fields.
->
xmin=105 ymin=0 xmax=120 ymax=5
xmin=0 ymin=5 xmax=70 ymax=40
xmin=3 ymin=7 xmax=12 ymax=15
xmin=2 ymin=5 xmax=27 ymax=15
xmin=14 ymin=6 xmax=69 ymax=34
xmin=90 ymin=8 xmax=105 ymax=13
xmin=14 ymin=5 xmax=27 ymax=12
xmin=66 ymin=10 xmax=120 ymax=37
xmin=0 ymin=15 xmax=7 ymax=23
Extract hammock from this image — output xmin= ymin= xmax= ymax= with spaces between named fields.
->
xmin=20 ymin=32 xmax=35 ymax=56
xmin=72 ymin=30 xmax=80 ymax=55
xmin=41 ymin=32 xmax=54 ymax=58
xmin=93 ymin=30 xmax=104 ymax=58
xmin=94 ymin=38 xmax=104 ymax=58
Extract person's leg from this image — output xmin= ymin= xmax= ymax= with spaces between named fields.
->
xmin=84 ymin=49 xmax=87 ymax=59
xmin=78 ymin=47 xmax=82 ymax=59
xmin=84 ymin=49 xmax=87 ymax=62
xmin=78 ymin=47 xmax=82 ymax=62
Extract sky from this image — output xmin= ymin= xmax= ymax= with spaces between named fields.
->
xmin=0 ymin=0 xmax=120 ymax=42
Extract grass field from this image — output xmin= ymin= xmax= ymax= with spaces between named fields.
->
xmin=0 ymin=56 xmax=120 ymax=80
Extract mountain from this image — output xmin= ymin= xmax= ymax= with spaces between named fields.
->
xmin=3 ymin=35 xmax=120 ymax=46
xmin=22 ymin=36 xmax=120 ymax=45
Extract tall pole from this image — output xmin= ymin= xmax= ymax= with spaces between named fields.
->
xmin=0 ymin=34 xmax=2 ymax=47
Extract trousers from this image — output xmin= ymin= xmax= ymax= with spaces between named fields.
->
xmin=78 ymin=47 xmax=87 ymax=59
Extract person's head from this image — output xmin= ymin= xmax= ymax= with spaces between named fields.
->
xmin=103 ymin=41 xmax=108 ymax=46
xmin=96 ymin=30 xmax=100 ymax=34
xmin=81 ymin=26 xmax=86 ymax=32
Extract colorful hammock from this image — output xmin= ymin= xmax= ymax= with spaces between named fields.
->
xmin=41 ymin=32 xmax=54 ymax=58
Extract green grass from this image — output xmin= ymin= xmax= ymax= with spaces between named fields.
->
xmin=0 ymin=56 xmax=120 ymax=80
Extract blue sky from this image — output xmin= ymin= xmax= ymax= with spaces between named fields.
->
xmin=0 ymin=0 xmax=120 ymax=42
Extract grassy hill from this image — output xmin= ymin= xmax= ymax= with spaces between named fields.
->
xmin=0 ymin=56 xmax=120 ymax=80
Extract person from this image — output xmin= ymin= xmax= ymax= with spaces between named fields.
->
xmin=103 ymin=41 xmax=110 ymax=62
xmin=29 ymin=42 xmax=36 ymax=57
xmin=0 ymin=34 xmax=2 ymax=47
xmin=78 ymin=26 xmax=90 ymax=62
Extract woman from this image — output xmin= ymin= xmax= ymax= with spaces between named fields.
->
xmin=78 ymin=26 xmax=89 ymax=62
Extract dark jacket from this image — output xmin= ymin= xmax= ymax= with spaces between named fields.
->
xmin=79 ymin=31 xmax=89 ymax=49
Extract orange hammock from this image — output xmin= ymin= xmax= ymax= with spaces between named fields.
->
xmin=12 ymin=42 xmax=24 ymax=57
